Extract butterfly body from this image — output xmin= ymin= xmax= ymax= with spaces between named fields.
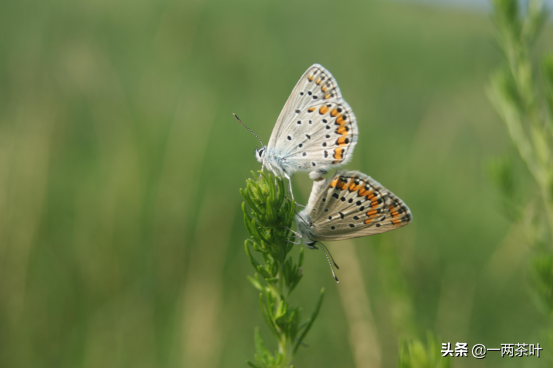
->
xmin=258 ymin=64 xmax=359 ymax=181
xmin=296 ymin=171 xmax=412 ymax=247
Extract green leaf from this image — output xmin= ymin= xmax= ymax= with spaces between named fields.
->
xmin=287 ymin=272 xmax=303 ymax=296
xmin=256 ymin=228 xmax=273 ymax=249
xmin=274 ymin=300 xmax=288 ymax=325
xmin=247 ymin=220 xmax=264 ymax=246
xmin=293 ymin=288 xmax=325 ymax=354
xmin=243 ymin=185 xmax=264 ymax=217
xmin=265 ymin=196 xmax=275 ymax=224
xmin=245 ymin=240 xmax=262 ymax=269
xmin=275 ymin=173 xmax=285 ymax=205
xmin=262 ymin=171 xmax=276 ymax=200
xmin=243 ymin=204 xmax=259 ymax=238
xmin=259 ymin=293 xmax=280 ymax=339
xmin=256 ymin=265 xmax=270 ymax=279
xmin=253 ymin=327 xmax=274 ymax=368
xmin=287 ymin=308 xmax=299 ymax=340
xmin=248 ymin=275 xmax=264 ymax=292
xmin=247 ymin=360 xmax=262 ymax=368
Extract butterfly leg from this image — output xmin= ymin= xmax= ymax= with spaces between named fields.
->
xmin=282 ymin=226 xmax=302 ymax=245
xmin=284 ymin=193 xmax=305 ymax=207
xmin=284 ymin=237 xmax=301 ymax=245
xmin=283 ymin=171 xmax=294 ymax=200
xmin=282 ymin=172 xmax=306 ymax=207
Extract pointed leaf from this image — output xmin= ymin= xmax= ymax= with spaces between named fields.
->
xmin=247 ymin=275 xmax=264 ymax=292
xmin=259 ymin=293 xmax=280 ymax=339
xmin=293 ymin=288 xmax=325 ymax=354
xmin=265 ymin=196 xmax=275 ymax=224
xmin=245 ymin=240 xmax=262 ymax=270
xmin=253 ymin=327 xmax=272 ymax=368
xmin=247 ymin=361 xmax=262 ymax=368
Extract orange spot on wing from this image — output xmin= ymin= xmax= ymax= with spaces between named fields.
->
xmin=366 ymin=209 xmax=378 ymax=217
xmin=370 ymin=199 xmax=380 ymax=208
xmin=319 ymin=106 xmax=329 ymax=115
xmin=330 ymin=177 xmax=339 ymax=188
xmin=337 ymin=180 xmax=348 ymax=190
xmin=308 ymin=74 xmax=314 ymax=81
xmin=336 ymin=125 xmax=348 ymax=135
xmin=335 ymin=115 xmax=346 ymax=125
xmin=337 ymin=136 xmax=348 ymax=146
xmin=392 ymin=219 xmax=402 ymax=225
xmin=365 ymin=191 xmax=376 ymax=199
xmin=324 ymin=93 xmax=331 ymax=99
xmin=316 ymin=78 xmax=321 ymax=85
xmin=308 ymin=107 xmax=316 ymax=112
xmin=364 ymin=218 xmax=374 ymax=225
xmin=331 ymin=108 xmax=339 ymax=117
xmin=358 ymin=188 xmax=371 ymax=197
xmin=322 ymin=85 xmax=328 ymax=92
xmin=333 ymin=147 xmax=344 ymax=160
xmin=348 ymin=180 xmax=363 ymax=192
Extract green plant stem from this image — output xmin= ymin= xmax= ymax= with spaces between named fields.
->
xmin=241 ymin=172 xmax=324 ymax=368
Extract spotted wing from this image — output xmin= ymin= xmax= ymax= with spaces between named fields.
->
xmin=266 ymin=65 xmax=358 ymax=172
xmin=306 ymin=171 xmax=412 ymax=241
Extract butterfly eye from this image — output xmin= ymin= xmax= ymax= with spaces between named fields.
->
xmin=257 ymin=148 xmax=265 ymax=158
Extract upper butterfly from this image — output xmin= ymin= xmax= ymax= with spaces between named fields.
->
xmin=256 ymin=64 xmax=358 ymax=182
xmin=296 ymin=170 xmax=412 ymax=248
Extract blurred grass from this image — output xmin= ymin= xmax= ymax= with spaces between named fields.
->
xmin=0 ymin=0 xmax=551 ymax=367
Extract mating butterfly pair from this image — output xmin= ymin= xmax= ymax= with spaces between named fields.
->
xmin=239 ymin=64 xmax=412 ymax=281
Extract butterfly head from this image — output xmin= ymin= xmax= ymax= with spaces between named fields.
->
xmin=255 ymin=146 xmax=266 ymax=163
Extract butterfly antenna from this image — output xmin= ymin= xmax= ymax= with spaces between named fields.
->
xmin=315 ymin=241 xmax=339 ymax=283
xmin=232 ymin=113 xmax=265 ymax=147
xmin=317 ymin=241 xmax=339 ymax=270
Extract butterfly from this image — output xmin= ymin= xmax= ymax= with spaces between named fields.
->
xmin=236 ymin=64 xmax=358 ymax=197
xmin=291 ymin=170 xmax=412 ymax=281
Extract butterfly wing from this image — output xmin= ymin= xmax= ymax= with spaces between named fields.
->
xmin=305 ymin=170 xmax=412 ymax=241
xmin=266 ymin=65 xmax=358 ymax=173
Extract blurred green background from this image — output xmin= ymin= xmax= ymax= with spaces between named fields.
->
xmin=1 ymin=0 xmax=552 ymax=367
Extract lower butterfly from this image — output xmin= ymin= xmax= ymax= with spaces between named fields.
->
xmin=290 ymin=170 xmax=412 ymax=282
